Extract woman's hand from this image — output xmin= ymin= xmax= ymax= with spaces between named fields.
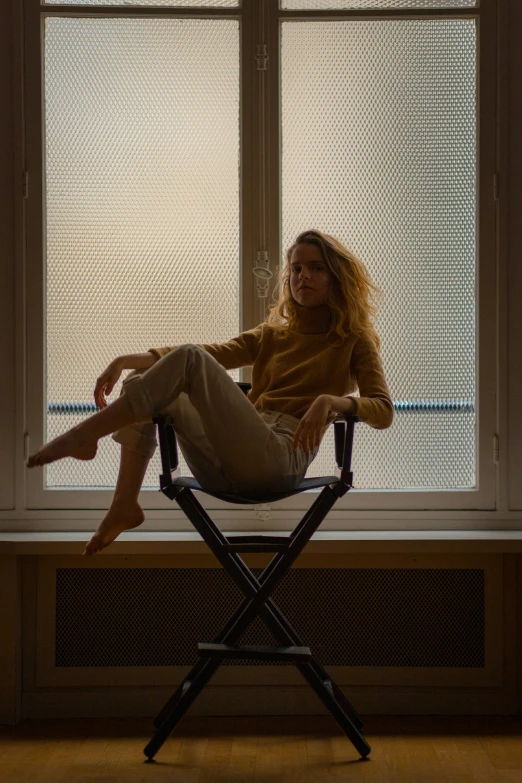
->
xmin=94 ymin=358 xmax=125 ymax=409
xmin=293 ymin=395 xmax=332 ymax=452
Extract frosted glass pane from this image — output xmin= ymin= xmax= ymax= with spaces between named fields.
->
xmin=282 ymin=19 xmax=476 ymax=489
xmin=45 ymin=1 xmax=238 ymax=6
xmin=44 ymin=17 xmax=240 ymax=489
xmin=282 ymin=1 xmax=476 ymax=8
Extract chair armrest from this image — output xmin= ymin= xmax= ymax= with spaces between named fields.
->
xmin=333 ymin=413 xmax=360 ymax=486
xmin=152 ymin=415 xmax=178 ymax=489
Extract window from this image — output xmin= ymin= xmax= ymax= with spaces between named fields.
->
xmin=44 ymin=14 xmax=241 ymax=490
xmin=24 ymin=0 xmax=496 ymax=519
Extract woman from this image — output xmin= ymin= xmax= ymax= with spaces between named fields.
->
xmin=27 ymin=229 xmax=394 ymax=556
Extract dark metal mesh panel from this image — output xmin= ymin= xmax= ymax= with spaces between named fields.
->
xmin=55 ymin=567 xmax=484 ymax=668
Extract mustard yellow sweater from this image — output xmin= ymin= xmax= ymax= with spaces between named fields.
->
xmin=149 ymin=322 xmax=394 ymax=430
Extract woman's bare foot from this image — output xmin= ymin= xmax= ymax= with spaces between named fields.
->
xmin=83 ymin=501 xmax=145 ymax=557
xmin=26 ymin=426 xmax=98 ymax=468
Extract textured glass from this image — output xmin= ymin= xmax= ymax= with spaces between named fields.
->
xmin=45 ymin=17 xmax=240 ymax=489
xmin=282 ymin=1 xmax=476 ymax=9
xmin=282 ymin=19 xmax=476 ymax=489
xmin=45 ymin=1 xmax=238 ymax=6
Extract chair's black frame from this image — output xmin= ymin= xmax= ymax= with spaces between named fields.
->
xmin=144 ymin=382 xmax=370 ymax=761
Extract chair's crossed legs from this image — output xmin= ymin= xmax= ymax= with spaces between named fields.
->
xmin=144 ymin=484 xmax=371 ymax=761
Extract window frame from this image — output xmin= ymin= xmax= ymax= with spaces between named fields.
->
xmin=20 ymin=0 xmax=499 ymax=526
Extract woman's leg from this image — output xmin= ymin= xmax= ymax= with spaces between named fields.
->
xmin=83 ymin=370 xmax=156 ymax=556
xmin=83 ymin=445 xmax=149 ymax=557
xmin=25 ymin=344 xmax=236 ymax=469
xmin=26 ymin=342 xmax=243 ymax=469
xmin=26 ymin=344 xmax=309 ymax=491
xmin=26 ymin=393 xmax=137 ymax=468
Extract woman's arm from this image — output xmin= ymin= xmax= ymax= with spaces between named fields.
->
xmin=116 ymin=351 xmax=158 ymax=370
xmin=348 ymin=333 xmax=394 ymax=429
xmin=323 ymin=395 xmax=357 ymax=416
xmin=148 ymin=326 xmax=264 ymax=370
xmin=293 ymin=394 xmax=356 ymax=451
xmin=94 ymin=352 xmax=158 ymax=409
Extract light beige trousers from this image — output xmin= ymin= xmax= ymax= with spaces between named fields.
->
xmin=111 ymin=344 xmax=319 ymax=494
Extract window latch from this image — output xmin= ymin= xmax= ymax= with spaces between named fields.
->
xmin=253 ymin=250 xmax=273 ymax=299
xmin=256 ymin=44 xmax=268 ymax=71
xmin=493 ymin=433 xmax=499 ymax=464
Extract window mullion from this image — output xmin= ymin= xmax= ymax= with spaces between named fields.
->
xmin=241 ymin=0 xmax=279 ymax=334
xmin=239 ymin=0 xmax=258 ymax=339
xmin=265 ymin=0 xmax=282 ymax=325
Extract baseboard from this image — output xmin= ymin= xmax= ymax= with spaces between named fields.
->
xmin=19 ymin=685 xmax=516 ymax=721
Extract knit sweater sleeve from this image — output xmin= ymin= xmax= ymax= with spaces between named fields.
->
xmin=147 ymin=325 xmax=263 ymax=370
xmin=347 ymin=332 xmax=394 ymax=430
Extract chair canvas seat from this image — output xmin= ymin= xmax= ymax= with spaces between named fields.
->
xmin=172 ymin=475 xmax=340 ymax=504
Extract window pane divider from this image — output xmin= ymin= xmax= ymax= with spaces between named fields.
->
xmin=40 ymin=5 xmax=241 ymax=18
xmin=278 ymin=9 xmax=479 ymax=19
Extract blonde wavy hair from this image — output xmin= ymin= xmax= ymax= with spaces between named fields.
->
xmin=266 ymin=229 xmax=383 ymax=349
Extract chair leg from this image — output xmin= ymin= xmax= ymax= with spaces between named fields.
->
xmin=147 ymin=657 xmax=370 ymax=762
xmin=297 ymin=662 xmax=371 ymax=759
xmin=149 ymin=585 xmax=367 ymax=758
xmin=252 ymin=590 xmax=364 ymax=731
xmin=329 ymin=679 xmax=364 ymax=728
xmin=145 ymin=486 xmax=370 ymax=760
xmin=255 ymin=600 xmax=367 ymax=743
xmin=148 ymin=569 xmax=367 ymax=758
xmin=227 ymin=551 xmax=365 ymax=732
xmin=153 ymin=658 xmax=209 ymax=729
xmin=145 ymin=658 xmax=221 ymax=760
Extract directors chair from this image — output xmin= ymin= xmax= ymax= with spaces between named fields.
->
xmin=144 ymin=381 xmax=371 ymax=761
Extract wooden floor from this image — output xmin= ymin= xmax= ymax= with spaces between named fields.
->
xmin=1 ymin=714 xmax=522 ymax=782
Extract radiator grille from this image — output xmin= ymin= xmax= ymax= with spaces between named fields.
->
xmin=55 ymin=567 xmax=484 ymax=668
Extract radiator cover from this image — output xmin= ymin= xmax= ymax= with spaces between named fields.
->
xmin=54 ymin=567 xmax=485 ymax=668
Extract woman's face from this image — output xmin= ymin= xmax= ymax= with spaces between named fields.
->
xmin=289 ymin=243 xmax=332 ymax=308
